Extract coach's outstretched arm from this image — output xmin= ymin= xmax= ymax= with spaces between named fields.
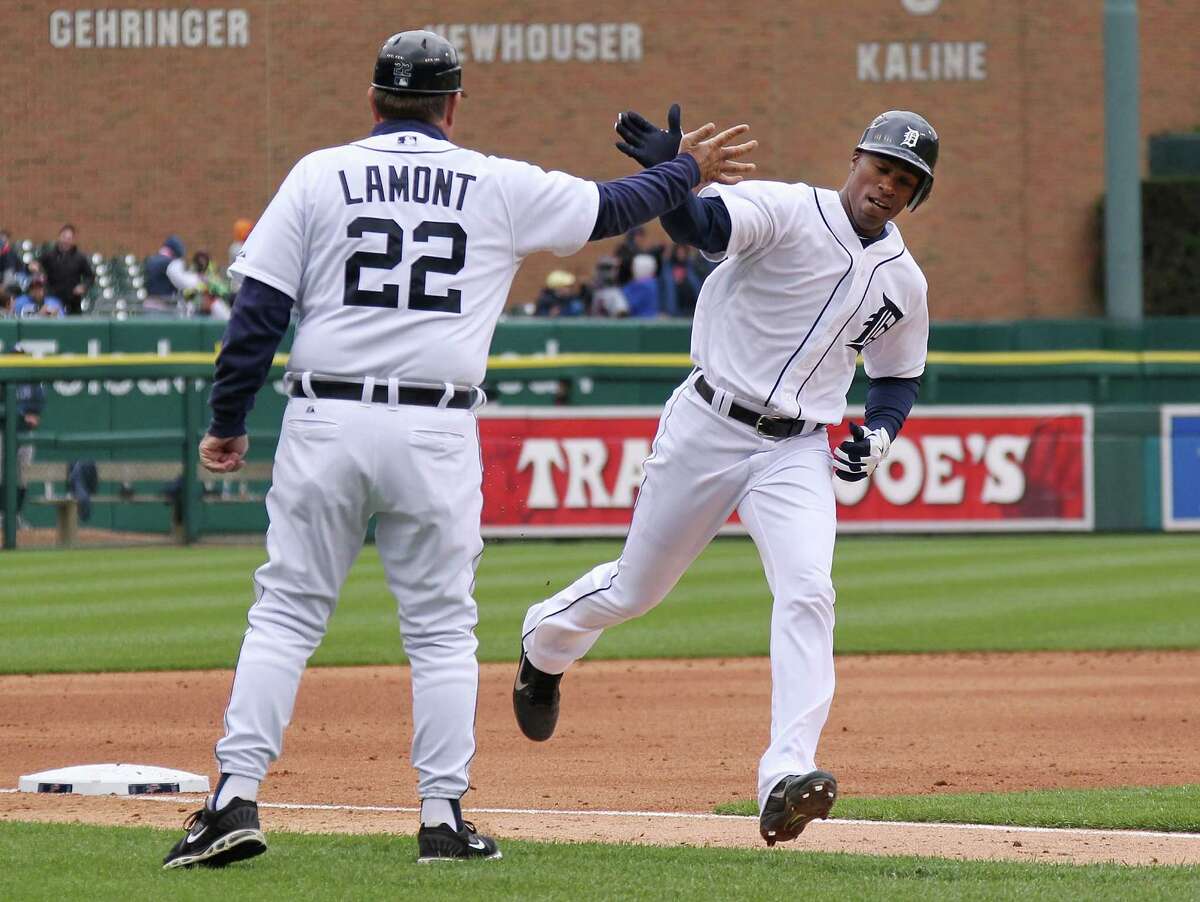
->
xmin=200 ymin=277 xmax=294 ymax=473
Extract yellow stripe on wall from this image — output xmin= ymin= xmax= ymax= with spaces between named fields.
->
xmin=1 ymin=350 xmax=1199 ymax=370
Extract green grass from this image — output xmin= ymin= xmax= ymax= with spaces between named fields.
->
xmin=716 ymin=785 xmax=1200 ymax=832
xmin=1 ymin=534 xmax=1198 ymax=673
xmin=0 ymin=822 xmax=1195 ymax=901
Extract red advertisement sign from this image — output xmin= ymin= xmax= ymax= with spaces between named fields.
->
xmin=478 ymin=405 xmax=1093 ymax=535
xmin=828 ymin=406 xmax=1093 ymax=532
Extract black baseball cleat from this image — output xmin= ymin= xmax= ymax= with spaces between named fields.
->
xmin=162 ymin=797 xmax=267 ymax=869
xmin=759 ymin=770 xmax=838 ymax=847
xmin=513 ymin=647 xmax=562 ymax=741
xmin=417 ymin=821 xmax=503 ymax=862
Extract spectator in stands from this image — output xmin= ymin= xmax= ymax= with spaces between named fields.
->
xmin=535 ymin=270 xmax=586 ymax=317
xmin=143 ymin=235 xmax=205 ymax=316
xmin=662 ymin=244 xmax=706 ymax=318
xmin=589 ymin=256 xmax=629 ymax=318
xmin=622 ymin=253 xmax=661 ymax=318
xmin=614 ymin=225 xmax=665 ymax=286
xmin=0 ymin=230 xmax=26 ymax=287
xmin=187 ymin=251 xmax=233 ymax=320
xmin=0 ymin=286 xmax=13 ymax=319
xmin=228 ymin=218 xmax=254 ymax=290
xmin=229 ymin=218 xmax=254 ymax=268
xmin=13 ymin=275 xmax=65 ymax=318
xmin=37 ymin=224 xmax=93 ymax=315
xmin=0 ymin=343 xmax=46 ymax=527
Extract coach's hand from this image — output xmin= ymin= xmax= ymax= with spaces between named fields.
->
xmin=199 ymin=433 xmax=248 ymax=474
xmin=616 ymin=104 xmax=756 ymax=185
xmin=833 ymin=422 xmax=891 ymax=482
xmin=682 ymin=121 xmax=757 ymax=187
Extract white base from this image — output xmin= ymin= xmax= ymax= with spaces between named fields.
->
xmin=18 ymin=763 xmax=209 ymax=796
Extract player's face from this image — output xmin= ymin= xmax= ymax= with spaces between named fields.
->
xmin=843 ymin=152 xmax=921 ymax=234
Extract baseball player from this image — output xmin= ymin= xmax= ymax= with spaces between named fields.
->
xmin=162 ymin=32 xmax=755 ymax=869
xmin=515 ymin=107 xmax=937 ymax=846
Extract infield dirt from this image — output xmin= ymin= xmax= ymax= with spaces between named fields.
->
xmin=2 ymin=651 xmax=1199 ymax=865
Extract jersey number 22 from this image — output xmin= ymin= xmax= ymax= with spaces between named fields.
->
xmin=343 ymin=216 xmax=466 ymax=314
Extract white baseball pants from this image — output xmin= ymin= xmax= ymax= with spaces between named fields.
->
xmin=216 ymin=395 xmax=484 ymax=801
xmin=522 ymin=377 xmax=837 ymax=811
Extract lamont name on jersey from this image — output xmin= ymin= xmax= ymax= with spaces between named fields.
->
xmin=337 ymin=161 xmax=476 ymax=212
xmin=230 ymin=124 xmax=600 ymax=390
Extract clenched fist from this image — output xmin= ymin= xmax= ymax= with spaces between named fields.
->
xmin=832 ymin=422 xmax=891 ymax=482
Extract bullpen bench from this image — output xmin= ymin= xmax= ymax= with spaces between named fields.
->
xmin=18 ymin=429 xmax=272 ymax=546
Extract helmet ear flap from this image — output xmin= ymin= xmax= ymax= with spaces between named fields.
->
xmin=907 ymin=177 xmax=933 ymax=211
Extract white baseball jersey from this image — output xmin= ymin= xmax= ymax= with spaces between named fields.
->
xmin=523 ymin=176 xmax=936 ymax=827
xmin=691 ymin=181 xmax=929 ymax=424
xmin=229 ymin=129 xmax=600 ymax=385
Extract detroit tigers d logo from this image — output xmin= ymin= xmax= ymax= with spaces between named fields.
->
xmin=848 ymin=295 xmax=903 ymax=352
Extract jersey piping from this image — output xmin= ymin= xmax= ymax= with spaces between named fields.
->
xmin=762 ymin=187 xmax=854 ymax=409
xmin=793 ymin=246 xmax=907 ymax=407
xmin=521 ymin=383 xmax=689 ymax=641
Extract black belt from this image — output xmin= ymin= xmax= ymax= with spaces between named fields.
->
xmin=291 ymin=379 xmax=477 ymax=409
xmin=694 ymin=374 xmax=821 ymax=440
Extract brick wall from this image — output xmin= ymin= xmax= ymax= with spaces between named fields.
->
xmin=3 ymin=1 xmax=1198 ymax=319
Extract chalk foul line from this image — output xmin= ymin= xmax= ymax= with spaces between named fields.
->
xmin=5 ymin=788 xmax=1198 ymax=842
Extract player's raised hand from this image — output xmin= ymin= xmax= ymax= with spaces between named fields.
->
xmin=614 ymin=104 xmax=683 ymax=168
xmin=199 ymin=433 xmax=249 ymax=474
xmin=685 ymin=123 xmax=757 ymax=187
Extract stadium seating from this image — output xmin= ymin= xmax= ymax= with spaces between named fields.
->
xmin=80 ymin=253 xmax=152 ymax=318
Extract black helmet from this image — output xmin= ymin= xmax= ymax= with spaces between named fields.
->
xmin=856 ymin=111 xmax=938 ymax=210
xmin=372 ymin=30 xmax=462 ymax=95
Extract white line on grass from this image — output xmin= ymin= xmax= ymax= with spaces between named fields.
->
xmin=22 ymin=790 xmax=1196 ymax=841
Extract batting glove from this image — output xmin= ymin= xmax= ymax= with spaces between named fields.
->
xmin=833 ymin=422 xmax=892 ymax=482
xmin=615 ymin=103 xmax=683 ymax=168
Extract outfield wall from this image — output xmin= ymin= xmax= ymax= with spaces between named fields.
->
xmin=1 ymin=320 xmax=1198 ymax=537
xmin=2 ymin=317 xmax=1199 ymax=407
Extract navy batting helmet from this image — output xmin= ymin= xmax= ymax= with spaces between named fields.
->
xmin=856 ymin=111 xmax=938 ymax=210
xmin=372 ymin=30 xmax=462 ymax=95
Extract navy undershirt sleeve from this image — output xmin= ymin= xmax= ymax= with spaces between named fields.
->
xmin=660 ymin=194 xmax=732 ymax=255
xmin=208 ymin=276 xmax=295 ymax=438
xmin=864 ymin=376 xmax=922 ymax=440
xmin=590 ymin=155 xmax=701 ymax=241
